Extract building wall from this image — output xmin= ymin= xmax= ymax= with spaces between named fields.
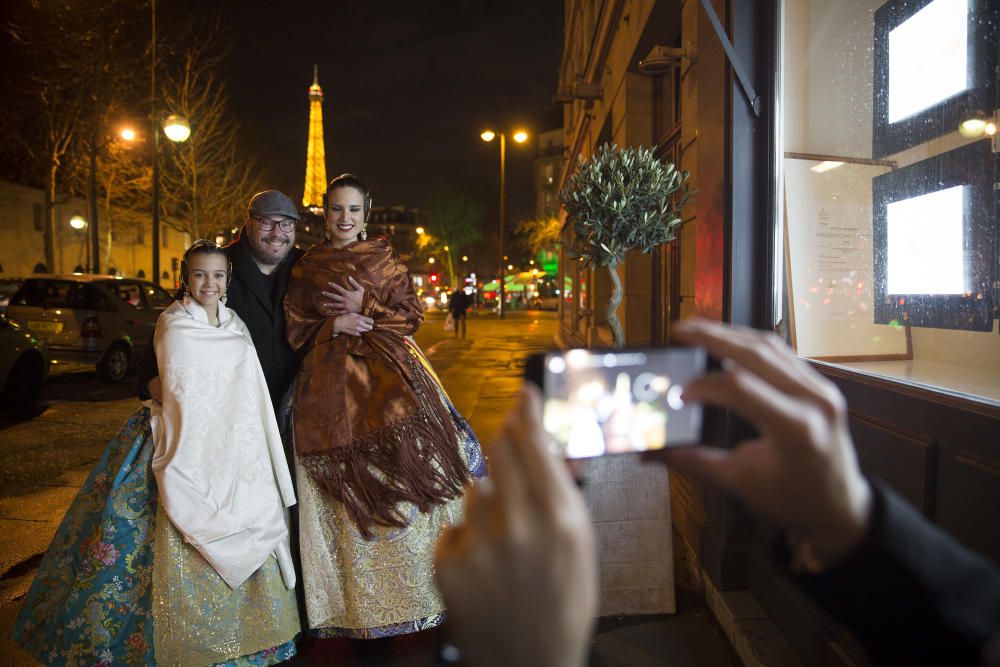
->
xmin=556 ymin=0 xmax=687 ymax=618
xmin=0 ymin=180 xmax=189 ymax=288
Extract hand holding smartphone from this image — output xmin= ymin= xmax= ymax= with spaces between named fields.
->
xmin=525 ymin=346 xmax=707 ymax=459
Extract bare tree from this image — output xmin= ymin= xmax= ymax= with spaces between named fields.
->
xmin=158 ymin=39 xmax=259 ymax=241
xmin=4 ymin=0 xmax=147 ymax=271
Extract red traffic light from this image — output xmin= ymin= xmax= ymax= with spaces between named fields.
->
xmin=429 ymin=273 xmax=438 ymax=283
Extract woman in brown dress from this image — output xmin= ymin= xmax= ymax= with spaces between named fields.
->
xmin=284 ymin=174 xmax=485 ymax=640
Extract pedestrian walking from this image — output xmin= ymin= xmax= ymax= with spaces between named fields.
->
xmin=284 ymin=173 xmax=486 ymax=640
xmin=448 ymin=288 xmax=469 ymax=338
xmin=12 ymin=240 xmax=300 ymax=666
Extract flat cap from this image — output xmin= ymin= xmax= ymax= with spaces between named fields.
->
xmin=247 ymin=190 xmax=301 ymax=221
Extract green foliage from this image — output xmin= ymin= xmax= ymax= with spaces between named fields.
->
xmin=559 ymin=143 xmax=691 ymax=267
xmin=422 ymin=192 xmax=485 ymax=287
xmin=514 ymin=215 xmax=561 ymax=257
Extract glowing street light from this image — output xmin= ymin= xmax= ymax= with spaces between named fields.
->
xmin=163 ymin=114 xmax=191 ymax=143
xmin=69 ymin=214 xmax=87 ymax=230
xmin=416 ymin=226 xmax=425 ymax=235
xmin=120 ymin=127 xmax=137 ymax=142
xmin=480 ymin=127 xmax=530 ymax=318
xmin=462 ymin=255 xmax=468 ymax=262
xmin=429 ymin=257 xmax=436 ymax=264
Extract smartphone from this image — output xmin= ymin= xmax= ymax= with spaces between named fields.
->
xmin=525 ymin=346 xmax=707 ymax=458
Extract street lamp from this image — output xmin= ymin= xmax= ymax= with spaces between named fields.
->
xmin=149 ymin=0 xmax=190 ymax=286
xmin=84 ymin=126 xmax=138 ymax=274
xmin=69 ymin=214 xmax=89 ymax=272
xmin=151 ymin=113 xmax=190 ymax=286
xmin=481 ymin=127 xmax=528 ymax=318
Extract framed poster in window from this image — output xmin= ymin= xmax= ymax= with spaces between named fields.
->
xmin=784 ymin=154 xmax=911 ymax=361
xmin=872 ymin=0 xmax=997 ymax=159
xmin=872 ymin=139 xmax=996 ymax=331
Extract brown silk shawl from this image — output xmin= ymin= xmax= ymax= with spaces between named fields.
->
xmin=284 ymin=238 xmax=468 ymax=538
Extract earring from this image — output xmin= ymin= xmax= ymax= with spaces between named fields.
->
xmin=221 ymin=290 xmax=227 ymax=304
xmin=181 ymin=285 xmax=190 ymax=305
xmin=360 ymin=224 xmax=367 ymax=240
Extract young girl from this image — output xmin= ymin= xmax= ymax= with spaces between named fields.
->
xmin=284 ymin=174 xmax=486 ymax=639
xmin=13 ymin=240 xmax=300 ymax=666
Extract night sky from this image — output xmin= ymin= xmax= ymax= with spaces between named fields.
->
xmin=218 ymin=0 xmax=564 ymax=225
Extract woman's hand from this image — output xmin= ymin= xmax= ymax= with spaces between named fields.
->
xmin=333 ymin=313 xmax=374 ymax=337
xmin=321 ymin=277 xmax=365 ymax=315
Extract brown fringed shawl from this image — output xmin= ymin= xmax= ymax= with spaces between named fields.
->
xmin=284 ymin=237 xmax=468 ymax=538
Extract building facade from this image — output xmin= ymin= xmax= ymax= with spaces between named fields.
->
xmin=557 ymin=0 xmax=999 ymax=663
xmin=0 ymin=180 xmax=190 ymax=287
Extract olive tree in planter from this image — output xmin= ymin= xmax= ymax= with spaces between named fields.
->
xmin=559 ymin=143 xmax=691 ymax=348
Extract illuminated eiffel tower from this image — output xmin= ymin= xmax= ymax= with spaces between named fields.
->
xmin=302 ymin=65 xmax=327 ymax=209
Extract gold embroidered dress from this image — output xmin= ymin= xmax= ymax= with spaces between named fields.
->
xmin=285 ymin=237 xmax=484 ymax=638
xmin=149 ymin=299 xmax=301 ymax=664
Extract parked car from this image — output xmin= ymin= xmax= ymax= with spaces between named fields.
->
xmin=7 ymin=275 xmax=174 ymax=383
xmin=0 ymin=277 xmax=25 ymax=313
xmin=528 ymin=296 xmax=560 ymax=310
xmin=0 ymin=313 xmax=49 ymax=413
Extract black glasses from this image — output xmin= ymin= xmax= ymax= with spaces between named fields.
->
xmin=254 ymin=216 xmax=297 ymax=232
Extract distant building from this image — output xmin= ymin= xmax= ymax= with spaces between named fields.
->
xmin=366 ymin=205 xmax=425 ymax=265
xmin=0 ymin=180 xmax=188 ymax=286
xmin=534 ymin=106 xmax=565 ymax=219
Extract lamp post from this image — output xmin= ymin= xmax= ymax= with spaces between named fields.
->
xmin=149 ymin=0 xmax=190 ymax=286
xmin=69 ymin=214 xmax=89 ymax=272
xmin=480 ymin=128 xmax=528 ymax=319
xmin=84 ymin=127 xmax=138 ymax=274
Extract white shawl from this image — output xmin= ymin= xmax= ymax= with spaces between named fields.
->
xmin=149 ymin=299 xmax=296 ymax=590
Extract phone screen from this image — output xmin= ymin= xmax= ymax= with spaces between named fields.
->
xmin=541 ymin=347 xmax=706 ymax=458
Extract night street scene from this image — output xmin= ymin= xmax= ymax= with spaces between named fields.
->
xmin=1 ymin=0 xmax=999 ymax=665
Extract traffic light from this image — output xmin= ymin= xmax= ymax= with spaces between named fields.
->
xmin=429 ymin=272 xmax=438 ymax=283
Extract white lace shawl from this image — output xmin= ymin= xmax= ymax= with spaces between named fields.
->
xmin=149 ymin=299 xmax=296 ymax=589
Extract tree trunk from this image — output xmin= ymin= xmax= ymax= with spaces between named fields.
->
xmin=606 ymin=261 xmax=624 ymax=348
xmin=43 ymin=161 xmax=58 ymax=272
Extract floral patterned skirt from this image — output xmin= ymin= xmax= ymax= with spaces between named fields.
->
xmin=11 ymin=407 xmax=299 ymax=666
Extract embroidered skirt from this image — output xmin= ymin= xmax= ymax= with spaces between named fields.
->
xmin=298 ymin=347 xmax=486 ymax=638
xmin=11 ymin=408 xmax=300 ymax=666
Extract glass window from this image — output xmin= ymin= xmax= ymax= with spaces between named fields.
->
xmin=144 ymin=284 xmax=175 ymax=309
xmin=779 ymin=0 xmax=999 ymax=406
xmin=14 ymin=280 xmax=71 ymax=308
xmin=69 ymin=284 xmax=115 ymax=312
xmin=111 ymin=282 xmax=144 ymax=309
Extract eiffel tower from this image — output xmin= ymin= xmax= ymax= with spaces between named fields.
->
xmin=302 ymin=65 xmax=327 ymax=209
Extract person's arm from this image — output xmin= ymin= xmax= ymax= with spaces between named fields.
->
xmin=654 ymin=319 xmax=1000 ymax=665
xmin=434 ymin=386 xmax=597 ymax=667
xmin=779 ymin=479 xmax=1000 ymax=667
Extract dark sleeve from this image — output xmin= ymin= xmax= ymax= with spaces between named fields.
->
xmin=776 ymin=480 xmax=1000 ymax=666
xmin=135 ymin=331 xmax=159 ymax=400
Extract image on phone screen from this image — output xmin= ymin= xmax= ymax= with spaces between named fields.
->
xmin=542 ymin=347 xmax=706 ymax=458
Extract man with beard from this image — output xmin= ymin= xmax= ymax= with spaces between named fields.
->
xmin=138 ymin=190 xmax=304 ymax=411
